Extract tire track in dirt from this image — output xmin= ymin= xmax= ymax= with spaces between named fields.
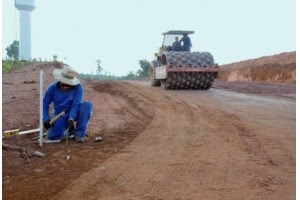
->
xmin=164 ymin=88 xmax=295 ymax=199
xmin=130 ymin=83 xmax=275 ymax=167
xmin=197 ymin=106 xmax=277 ymax=166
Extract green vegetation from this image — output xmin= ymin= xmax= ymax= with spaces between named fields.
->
xmin=80 ymin=70 xmax=140 ymax=81
xmin=2 ymin=55 xmax=151 ymax=81
xmin=2 ymin=60 xmax=40 ymax=73
xmin=137 ymin=60 xmax=150 ymax=77
xmin=3 ymin=40 xmax=22 ymax=73
xmin=96 ymin=59 xmax=103 ymax=75
xmin=2 ymin=60 xmax=22 ymax=73
xmin=2 ymin=52 xmax=66 ymax=73
xmin=53 ymin=55 xmax=58 ymax=62
xmin=81 ymin=59 xmax=151 ymax=81
xmin=5 ymin=40 xmax=19 ymax=60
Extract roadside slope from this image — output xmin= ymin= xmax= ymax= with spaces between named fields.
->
xmin=218 ymin=51 xmax=296 ymax=84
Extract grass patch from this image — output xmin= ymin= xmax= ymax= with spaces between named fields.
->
xmin=2 ymin=60 xmax=38 ymax=73
xmin=2 ymin=60 xmax=21 ymax=73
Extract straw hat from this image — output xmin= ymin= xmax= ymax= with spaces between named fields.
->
xmin=53 ymin=65 xmax=80 ymax=86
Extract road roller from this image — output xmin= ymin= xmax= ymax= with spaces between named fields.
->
xmin=150 ymin=30 xmax=218 ymax=90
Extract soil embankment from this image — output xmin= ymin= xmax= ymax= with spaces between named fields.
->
xmin=2 ymin=63 xmax=154 ymax=200
xmin=218 ymin=51 xmax=296 ymax=84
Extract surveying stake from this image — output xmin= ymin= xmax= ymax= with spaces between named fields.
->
xmin=39 ymin=70 xmax=43 ymax=147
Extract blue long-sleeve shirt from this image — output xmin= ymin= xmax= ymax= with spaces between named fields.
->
xmin=179 ymin=36 xmax=192 ymax=46
xmin=43 ymin=81 xmax=83 ymax=122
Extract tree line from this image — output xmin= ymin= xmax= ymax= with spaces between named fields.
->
xmin=80 ymin=59 xmax=150 ymax=80
xmin=4 ymin=40 xmax=151 ymax=80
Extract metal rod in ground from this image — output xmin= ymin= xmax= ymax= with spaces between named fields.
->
xmin=65 ymin=128 xmax=69 ymax=148
xmin=39 ymin=70 xmax=43 ymax=147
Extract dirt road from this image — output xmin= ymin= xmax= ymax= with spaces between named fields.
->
xmin=50 ymin=81 xmax=295 ymax=200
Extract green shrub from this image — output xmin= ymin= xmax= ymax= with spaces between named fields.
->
xmin=2 ymin=62 xmax=11 ymax=73
xmin=2 ymin=60 xmax=21 ymax=73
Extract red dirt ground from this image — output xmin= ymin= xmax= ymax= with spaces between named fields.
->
xmin=2 ymin=52 xmax=296 ymax=199
xmin=2 ymin=63 xmax=154 ymax=200
xmin=218 ymin=51 xmax=296 ymax=84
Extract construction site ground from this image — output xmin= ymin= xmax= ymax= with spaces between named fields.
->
xmin=2 ymin=63 xmax=295 ymax=200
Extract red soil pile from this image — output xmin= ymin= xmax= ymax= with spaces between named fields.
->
xmin=218 ymin=51 xmax=296 ymax=84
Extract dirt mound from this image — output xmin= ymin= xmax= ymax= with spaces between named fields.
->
xmin=2 ymin=63 xmax=155 ymax=200
xmin=218 ymin=51 xmax=296 ymax=84
xmin=2 ymin=62 xmax=63 ymax=131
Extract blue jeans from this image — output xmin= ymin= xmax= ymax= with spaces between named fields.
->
xmin=47 ymin=102 xmax=93 ymax=140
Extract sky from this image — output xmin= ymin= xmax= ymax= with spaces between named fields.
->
xmin=2 ymin=0 xmax=296 ymax=76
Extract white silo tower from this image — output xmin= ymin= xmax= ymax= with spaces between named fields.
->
xmin=15 ymin=0 xmax=35 ymax=61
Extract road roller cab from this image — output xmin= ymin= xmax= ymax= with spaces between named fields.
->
xmin=155 ymin=30 xmax=194 ymax=59
xmin=150 ymin=30 xmax=219 ymax=90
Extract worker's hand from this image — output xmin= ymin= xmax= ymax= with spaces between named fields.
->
xmin=43 ymin=120 xmax=51 ymax=130
xmin=68 ymin=119 xmax=75 ymax=132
